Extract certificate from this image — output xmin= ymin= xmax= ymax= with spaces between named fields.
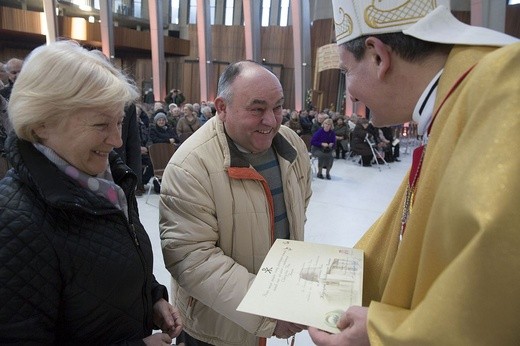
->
xmin=237 ymin=239 xmax=363 ymax=333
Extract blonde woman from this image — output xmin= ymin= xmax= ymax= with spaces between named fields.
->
xmin=310 ymin=117 xmax=336 ymax=179
xmin=0 ymin=40 xmax=182 ymax=343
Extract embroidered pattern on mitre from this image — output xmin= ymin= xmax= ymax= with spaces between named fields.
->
xmin=365 ymin=0 xmax=438 ymax=29
xmin=334 ymin=6 xmax=354 ymax=43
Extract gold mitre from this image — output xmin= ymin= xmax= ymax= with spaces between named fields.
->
xmin=332 ymin=0 xmax=449 ymax=45
xmin=332 ymin=0 xmax=518 ymax=46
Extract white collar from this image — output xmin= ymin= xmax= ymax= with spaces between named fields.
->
xmin=412 ymin=69 xmax=443 ymax=141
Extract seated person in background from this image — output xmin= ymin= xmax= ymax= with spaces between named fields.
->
xmin=136 ymin=102 xmax=150 ymax=128
xmin=0 ymin=62 xmax=7 ymax=88
xmin=153 ymin=101 xmax=167 ymax=117
xmin=311 ymin=112 xmax=327 ymax=134
xmin=351 ymin=118 xmax=373 ymax=167
xmin=286 ymin=110 xmax=303 ymax=135
xmin=0 ymin=58 xmax=23 ymax=101
xmin=193 ymin=102 xmax=202 ymax=117
xmin=176 ymin=103 xmax=201 ymax=140
xmin=380 ymin=126 xmax=400 ymax=162
xmin=347 ymin=114 xmax=358 ymax=131
xmin=372 ymin=124 xmax=391 ymax=162
xmin=299 ymin=110 xmax=313 ymax=134
xmin=168 ymin=103 xmax=181 ymax=129
xmin=0 ymin=40 xmax=182 ymax=344
xmin=334 ymin=116 xmax=350 ymax=159
xmin=311 ymin=118 xmax=336 ymax=179
xmin=149 ymin=112 xmax=180 ymax=145
xmin=199 ymin=105 xmax=214 ymax=125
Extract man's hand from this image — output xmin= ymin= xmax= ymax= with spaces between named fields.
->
xmin=143 ymin=332 xmax=172 ymax=345
xmin=273 ymin=320 xmax=307 ymax=339
xmin=152 ymin=298 xmax=183 ymax=338
xmin=308 ymin=306 xmax=369 ymax=346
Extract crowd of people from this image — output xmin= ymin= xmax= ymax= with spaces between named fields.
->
xmin=281 ymin=108 xmax=404 ymax=179
xmin=1 ymin=0 xmax=519 ymax=344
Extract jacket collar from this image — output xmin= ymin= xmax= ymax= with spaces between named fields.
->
xmin=6 ymin=133 xmax=136 ymax=210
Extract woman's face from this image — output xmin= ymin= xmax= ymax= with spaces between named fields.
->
xmin=156 ymin=117 xmax=166 ymax=127
xmin=36 ymin=109 xmax=124 ymax=176
xmin=323 ymin=122 xmax=332 ymax=132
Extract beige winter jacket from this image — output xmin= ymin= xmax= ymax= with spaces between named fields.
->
xmin=160 ymin=116 xmax=312 ymax=346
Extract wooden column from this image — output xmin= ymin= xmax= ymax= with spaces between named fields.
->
xmin=42 ymin=0 xmax=58 ymax=44
xmin=197 ymin=0 xmax=214 ymax=102
xmin=148 ymin=0 xmax=166 ymax=102
xmin=471 ymin=0 xmax=506 ymax=32
xmin=99 ymin=0 xmax=114 ymax=59
xmin=291 ymin=0 xmax=311 ymax=111
xmin=243 ymin=0 xmax=261 ymax=61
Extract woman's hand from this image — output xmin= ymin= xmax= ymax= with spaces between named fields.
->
xmin=152 ymin=298 xmax=183 ymax=338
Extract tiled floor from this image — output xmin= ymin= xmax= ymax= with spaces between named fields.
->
xmin=138 ymin=147 xmax=413 ymax=345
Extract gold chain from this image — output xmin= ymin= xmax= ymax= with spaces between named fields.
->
xmin=400 ymin=144 xmax=427 ymax=242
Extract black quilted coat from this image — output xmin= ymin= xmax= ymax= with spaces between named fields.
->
xmin=0 ymin=134 xmax=168 ymax=345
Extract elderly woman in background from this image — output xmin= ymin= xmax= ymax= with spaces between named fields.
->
xmin=150 ymin=111 xmax=180 ymax=145
xmin=286 ymin=110 xmax=303 ymax=135
xmin=311 ymin=118 xmax=336 ymax=179
xmin=176 ymin=103 xmax=201 ymax=140
xmin=0 ymin=40 xmax=182 ymax=344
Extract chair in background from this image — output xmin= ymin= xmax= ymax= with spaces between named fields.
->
xmin=146 ymin=142 xmax=176 ymax=205
xmin=365 ymin=133 xmax=390 ymax=172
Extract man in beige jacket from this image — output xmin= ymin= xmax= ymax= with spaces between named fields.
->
xmin=160 ymin=61 xmax=312 ymax=346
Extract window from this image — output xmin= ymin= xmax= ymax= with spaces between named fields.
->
xmin=189 ymin=0 xmax=197 ymax=24
xmin=280 ymin=0 xmax=289 ymax=26
xmin=224 ymin=0 xmax=234 ymax=26
xmin=134 ymin=0 xmax=141 ymax=18
xmin=210 ymin=0 xmax=216 ymax=25
xmin=261 ymin=0 xmax=271 ymax=27
xmin=171 ymin=0 xmax=180 ymax=24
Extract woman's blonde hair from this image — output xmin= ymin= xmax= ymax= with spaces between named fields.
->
xmin=322 ymin=118 xmax=334 ymax=130
xmin=9 ymin=40 xmax=139 ymax=142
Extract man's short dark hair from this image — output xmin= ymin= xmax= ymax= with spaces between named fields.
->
xmin=217 ymin=60 xmax=266 ymax=104
xmin=342 ymin=33 xmax=452 ymax=62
